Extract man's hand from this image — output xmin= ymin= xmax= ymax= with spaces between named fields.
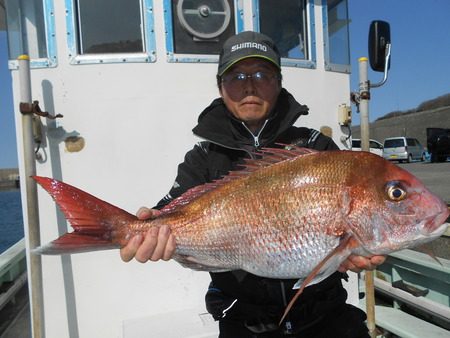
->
xmin=338 ymin=254 xmax=386 ymax=273
xmin=120 ymin=207 xmax=176 ymax=263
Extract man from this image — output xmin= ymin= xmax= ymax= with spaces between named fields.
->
xmin=121 ymin=31 xmax=385 ymax=337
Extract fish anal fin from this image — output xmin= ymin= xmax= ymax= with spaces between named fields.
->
xmin=279 ymin=235 xmax=355 ymax=325
xmin=174 ymin=254 xmax=230 ymax=272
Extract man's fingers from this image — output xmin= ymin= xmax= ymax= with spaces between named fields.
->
xmin=162 ymin=235 xmax=177 ymax=261
xmin=338 ymin=259 xmax=358 ymax=273
xmin=150 ymin=225 xmax=171 ymax=261
xmin=370 ymin=255 xmax=386 ymax=266
xmin=120 ymin=234 xmax=143 ymax=262
xmin=351 ymin=255 xmax=374 ymax=270
xmin=136 ymin=207 xmax=162 ymax=220
xmin=134 ymin=227 xmax=159 ymax=263
xmin=136 ymin=207 xmax=153 ymax=220
xmin=339 ymin=254 xmax=387 ymax=273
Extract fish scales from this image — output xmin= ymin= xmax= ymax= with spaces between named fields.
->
xmin=33 ymin=149 xmax=449 ymax=286
xmin=147 ymin=151 xmax=359 ymax=278
xmin=31 ymin=149 xmax=449 ymax=324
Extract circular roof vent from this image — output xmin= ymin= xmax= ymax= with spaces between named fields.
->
xmin=177 ymin=0 xmax=231 ymax=40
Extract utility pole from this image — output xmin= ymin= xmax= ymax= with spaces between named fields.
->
xmin=358 ymin=21 xmax=391 ymax=338
xmin=19 ymin=55 xmax=45 ymax=338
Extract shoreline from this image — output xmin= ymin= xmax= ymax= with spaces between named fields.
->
xmin=0 ymin=183 xmax=20 ymax=191
xmin=0 ymin=168 xmax=20 ymax=191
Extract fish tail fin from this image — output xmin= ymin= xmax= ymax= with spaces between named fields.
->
xmin=33 ymin=176 xmax=137 ymax=255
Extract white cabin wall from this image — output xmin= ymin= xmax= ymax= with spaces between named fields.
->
xmin=283 ymin=2 xmax=351 ymax=146
xmin=10 ymin=1 xmax=356 ymax=337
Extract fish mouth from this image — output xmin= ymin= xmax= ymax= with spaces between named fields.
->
xmin=421 ymin=221 xmax=448 ymax=237
xmin=420 ymin=207 xmax=450 ymax=236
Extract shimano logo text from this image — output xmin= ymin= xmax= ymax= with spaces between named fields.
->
xmin=231 ymin=42 xmax=268 ymax=53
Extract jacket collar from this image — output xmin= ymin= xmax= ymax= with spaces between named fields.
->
xmin=192 ymin=88 xmax=309 ymax=150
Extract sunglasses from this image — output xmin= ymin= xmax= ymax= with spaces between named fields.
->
xmin=221 ymin=71 xmax=280 ymax=89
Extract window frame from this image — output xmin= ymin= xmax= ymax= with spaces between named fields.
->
xmin=7 ymin=0 xmax=57 ymax=69
xmin=163 ymin=0 xmax=244 ymax=64
xmin=65 ymin=0 xmax=156 ymax=65
xmin=252 ymin=0 xmax=316 ymax=69
xmin=322 ymin=0 xmax=351 ymax=73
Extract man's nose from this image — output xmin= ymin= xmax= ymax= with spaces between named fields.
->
xmin=243 ymin=76 xmax=257 ymax=94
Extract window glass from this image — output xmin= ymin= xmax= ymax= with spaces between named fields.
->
xmin=326 ymin=0 xmax=350 ymax=69
xmin=385 ymin=139 xmax=405 ymax=148
xmin=258 ymin=0 xmax=308 ymax=60
xmin=5 ymin=0 xmax=47 ymax=60
xmin=171 ymin=0 xmax=236 ymax=55
xmin=369 ymin=141 xmax=380 ymax=149
xmin=76 ymin=0 xmax=143 ymax=54
xmin=352 ymin=140 xmax=361 ymax=148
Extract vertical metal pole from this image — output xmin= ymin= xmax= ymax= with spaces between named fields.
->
xmin=359 ymin=57 xmax=370 ymax=153
xmin=358 ymin=56 xmax=376 ymax=338
xmin=18 ymin=55 xmax=45 ymax=338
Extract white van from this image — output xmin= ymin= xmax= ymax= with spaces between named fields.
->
xmin=351 ymin=139 xmax=384 ymax=156
xmin=383 ymin=137 xmax=426 ymax=162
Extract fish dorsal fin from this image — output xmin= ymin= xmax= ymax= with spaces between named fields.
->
xmin=161 ymin=146 xmax=318 ymax=213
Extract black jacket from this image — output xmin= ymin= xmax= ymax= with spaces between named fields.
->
xmin=155 ymin=89 xmax=353 ymax=334
xmin=156 ymin=88 xmax=338 ymax=208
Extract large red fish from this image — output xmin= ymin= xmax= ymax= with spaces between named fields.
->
xmin=33 ymin=147 xmax=449 ymax=321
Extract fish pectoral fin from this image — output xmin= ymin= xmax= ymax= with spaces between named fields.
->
xmin=174 ymin=254 xmax=230 ymax=272
xmin=279 ymin=235 xmax=354 ymax=325
xmin=413 ymin=243 xmax=443 ymax=266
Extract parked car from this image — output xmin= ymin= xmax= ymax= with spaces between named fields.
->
xmin=427 ymin=128 xmax=450 ymax=162
xmin=383 ymin=137 xmax=426 ymax=162
xmin=351 ymin=139 xmax=383 ymax=156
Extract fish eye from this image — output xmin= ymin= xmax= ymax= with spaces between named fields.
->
xmin=386 ymin=183 xmax=407 ymax=201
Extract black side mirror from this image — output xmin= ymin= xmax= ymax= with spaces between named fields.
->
xmin=368 ymin=20 xmax=391 ymax=72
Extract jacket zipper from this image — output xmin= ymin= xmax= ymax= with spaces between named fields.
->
xmin=197 ymin=138 xmax=255 ymax=159
xmin=197 ymin=119 xmax=270 ymax=159
xmin=241 ymin=119 xmax=269 ymax=148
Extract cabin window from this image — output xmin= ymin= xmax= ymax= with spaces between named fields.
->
xmin=67 ymin=0 xmax=156 ymax=64
xmin=164 ymin=0 xmax=243 ymax=63
xmin=323 ymin=0 xmax=350 ymax=73
xmin=4 ymin=0 xmax=57 ymax=68
xmin=253 ymin=0 xmax=316 ymax=69
xmin=76 ymin=0 xmax=143 ymax=54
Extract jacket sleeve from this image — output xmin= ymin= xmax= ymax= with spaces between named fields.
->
xmin=154 ymin=142 xmax=210 ymax=209
xmin=308 ymin=130 xmax=340 ymax=151
xmin=284 ymin=127 xmax=339 ymax=151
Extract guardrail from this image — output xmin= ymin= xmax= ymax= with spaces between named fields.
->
xmin=0 ymin=239 xmax=27 ymax=312
xmin=360 ymin=245 xmax=450 ymax=337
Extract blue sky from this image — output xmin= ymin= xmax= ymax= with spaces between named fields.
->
xmin=1 ymin=0 xmax=449 ymax=168
xmin=348 ymin=0 xmax=450 ymax=124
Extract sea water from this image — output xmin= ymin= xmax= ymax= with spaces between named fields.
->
xmin=0 ymin=189 xmax=24 ymax=253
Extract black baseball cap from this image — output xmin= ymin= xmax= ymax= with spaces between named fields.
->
xmin=217 ymin=31 xmax=281 ymax=76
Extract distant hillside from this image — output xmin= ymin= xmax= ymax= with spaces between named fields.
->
xmin=351 ymin=93 xmax=450 ymax=147
xmin=376 ymin=93 xmax=450 ymax=121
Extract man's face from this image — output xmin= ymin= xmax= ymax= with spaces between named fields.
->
xmin=219 ymin=58 xmax=281 ymax=132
